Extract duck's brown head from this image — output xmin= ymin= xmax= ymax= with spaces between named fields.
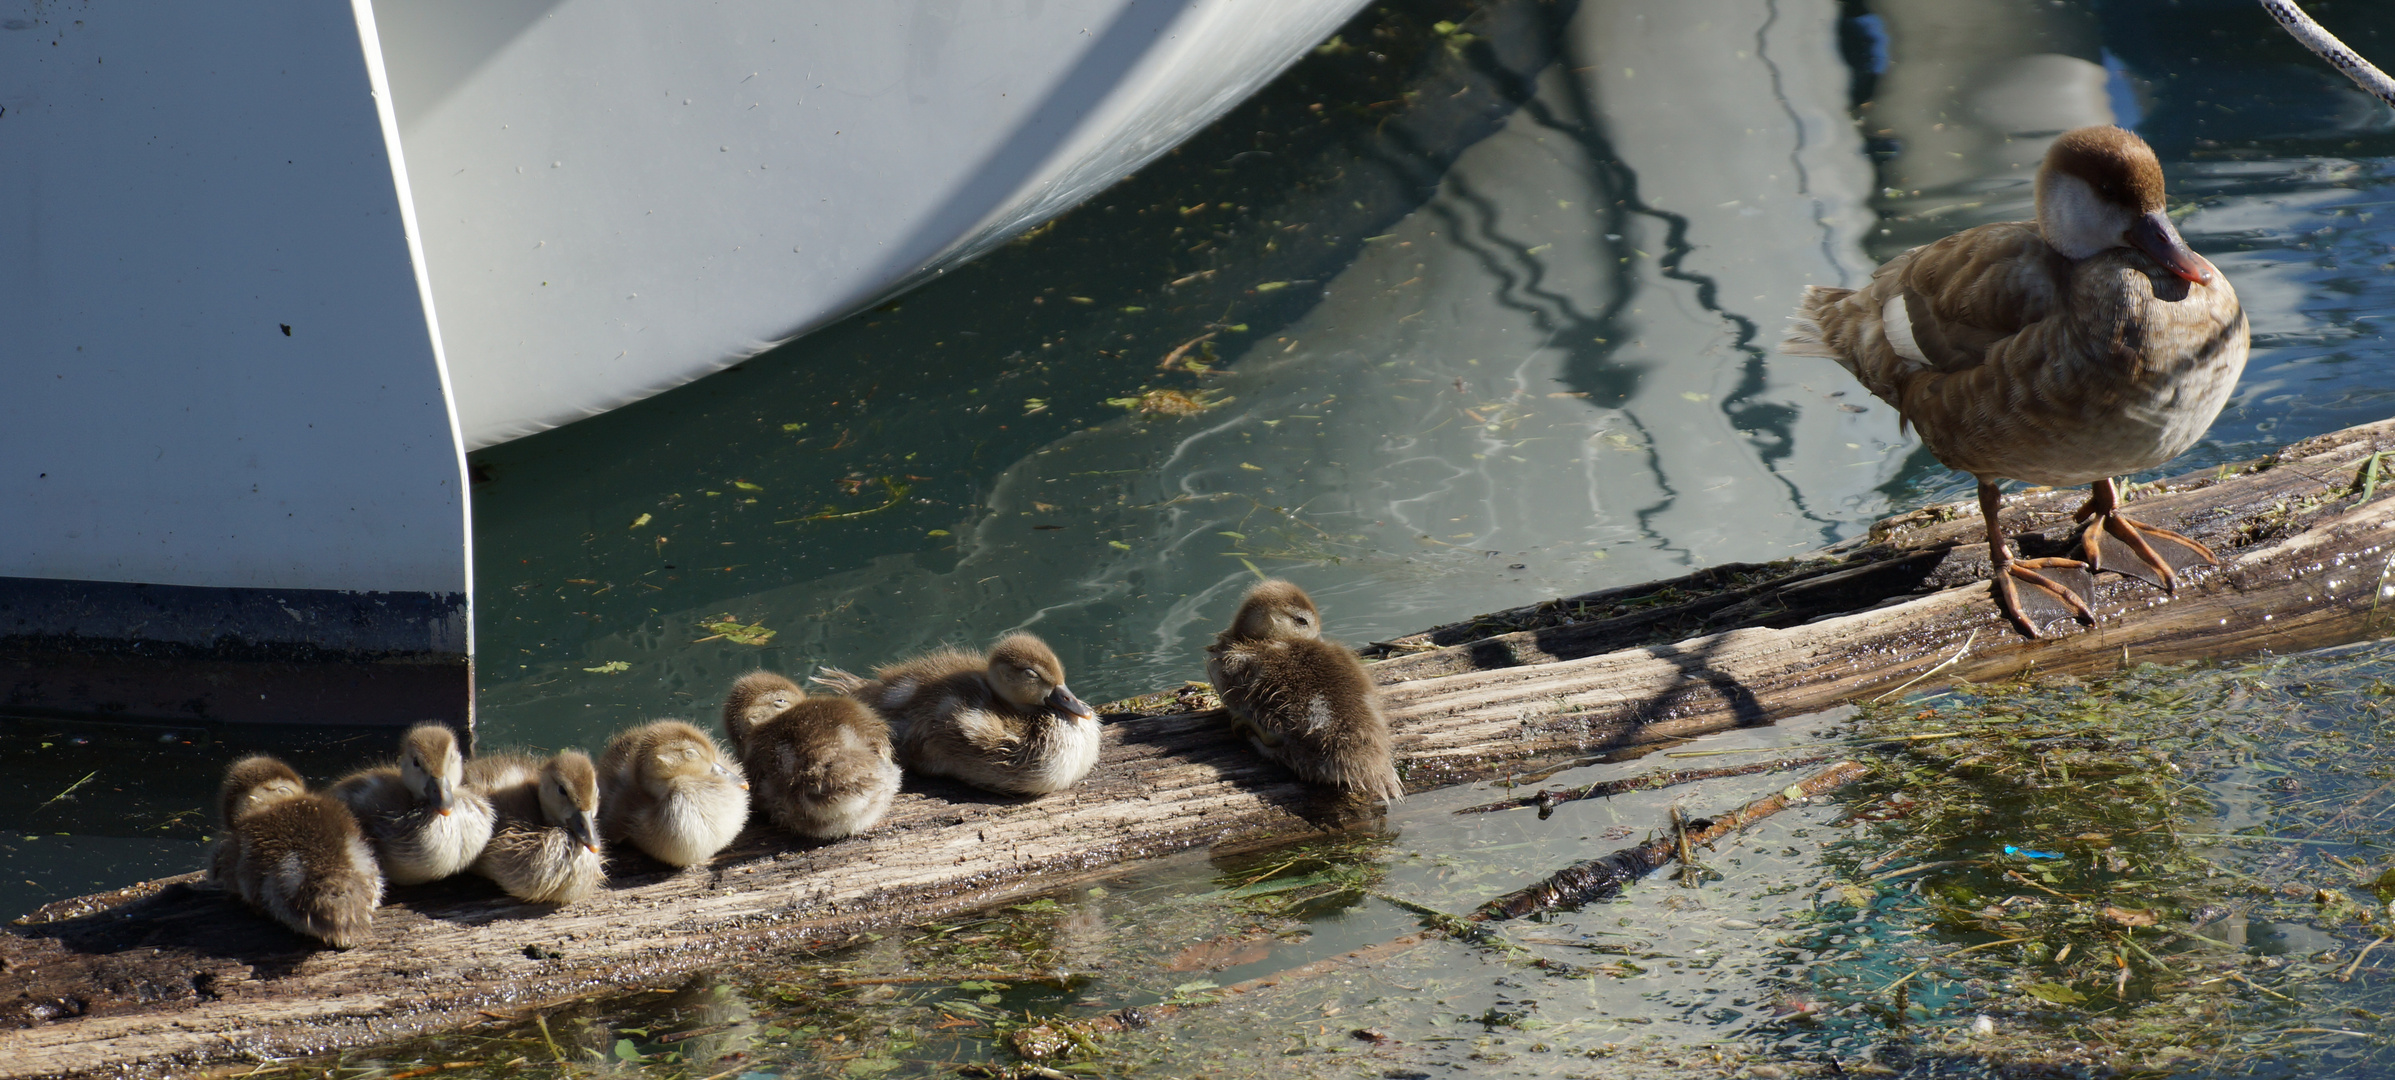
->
xmin=539 ymin=750 xmax=603 ymax=855
xmin=986 ymin=633 xmax=1096 ymax=719
xmin=220 ymin=755 xmax=308 ymax=826
xmin=1227 ymin=578 xmax=1324 ymax=642
xmin=2035 ymin=125 xmax=2210 ymax=283
xmin=722 ymin=670 xmax=804 ymax=747
xmin=398 ymin=722 xmax=464 ymax=816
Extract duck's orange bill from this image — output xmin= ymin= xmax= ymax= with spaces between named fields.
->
xmin=2129 ymin=211 xmax=2212 ymax=284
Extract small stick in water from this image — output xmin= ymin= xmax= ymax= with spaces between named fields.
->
xmin=1009 ymin=760 xmax=1869 ymax=1058
xmin=1451 ymin=754 xmax=1833 ymax=817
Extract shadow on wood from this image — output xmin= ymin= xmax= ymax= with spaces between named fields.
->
xmin=3 ymin=418 xmax=2391 ymax=1079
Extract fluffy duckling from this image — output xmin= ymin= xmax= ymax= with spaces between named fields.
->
xmin=209 ymin=755 xmax=384 ymax=947
xmin=597 ymin=720 xmax=750 ymax=866
xmin=1206 ymin=580 xmax=1403 ymax=803
xmin=329 ymin=722 xmax=495 ymax=885
xmin=466 ymin=750 xmax=604 ymax=904
xmin=816 ymin=634 xmax=1099 ymax=796
xmin=721 ymin=671 xmax=900 ymax=839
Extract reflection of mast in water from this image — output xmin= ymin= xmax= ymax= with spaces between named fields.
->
xmin=1543 ymin=0 xmax=1891 ymax=551
xmin=1865 ymin=0 xmax=2112 ymax=201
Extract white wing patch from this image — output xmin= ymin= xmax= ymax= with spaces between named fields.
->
xmin=1881 ymin=291 xmax=1931 ymax=368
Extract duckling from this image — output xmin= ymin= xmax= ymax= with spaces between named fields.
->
xmin=1787 ymin=126 xmax=2246 ymax=637
xmin=208 ymin=755 xmax=384 ymax=947
xmin=465 ymin=750 xmax=604 ymax=904
xmin=721 ymin=671 xmax=900 ymax=839
xmin=329 ymin=722 xmax=495 ymax=885
xmin=815 ymin=634 xmax=1099 ymax=796
xmin=597 ymin=720 xmax=750 ymax=865
xmin=1206 ymin=579 xmax=1404 ymax=803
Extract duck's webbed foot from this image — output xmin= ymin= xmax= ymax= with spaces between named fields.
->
xmin=1977 ymin=478 xmax=2095 ymax=639
xmin=1228 ymin=713 xmax=1285 ymax=749
xmin=2073 ymin=478 xmax=2218 ymax=592
xmin=1992 ymin=558 xmax=2097 ymax=639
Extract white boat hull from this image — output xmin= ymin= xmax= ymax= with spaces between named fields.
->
xmin=0 ymin=0 xmax=1363 ymax=725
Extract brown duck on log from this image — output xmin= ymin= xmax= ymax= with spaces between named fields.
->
xmin=1 ymin=418 xmax=2391 ymax=1080
xmin=1786 ymin=126 xmax=2249 ymax=638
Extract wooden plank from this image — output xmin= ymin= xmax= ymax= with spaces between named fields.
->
xmin=3 ymin=417 xmax=2391 ymax=1079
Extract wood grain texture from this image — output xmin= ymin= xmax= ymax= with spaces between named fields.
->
xmin=4 ymin=417 xmax=2391 ymax=1079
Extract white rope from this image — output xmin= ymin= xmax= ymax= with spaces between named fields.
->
xmin=2260 ymin=0 xmax=2395 ymax=108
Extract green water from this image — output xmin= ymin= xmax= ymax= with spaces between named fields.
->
xmin=6 ymin=0 xmax=2395 ymax=1067
xmin=462 ymin=0 xmax=2395 ymax=751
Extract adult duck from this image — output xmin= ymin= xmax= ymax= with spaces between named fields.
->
xmin=1786 ymin=125 xmax=2246 ymax=637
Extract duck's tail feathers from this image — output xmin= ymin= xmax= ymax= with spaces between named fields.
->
xmin=1782 ymin=286 xmax=1858 ymax=370
xmin=809 ymin=666 xmax=870 ymax=696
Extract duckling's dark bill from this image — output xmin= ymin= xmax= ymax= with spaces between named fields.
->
xmin=1049 ymin=685 xmax=1097 ymax=720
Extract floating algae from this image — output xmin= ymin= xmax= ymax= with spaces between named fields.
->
xmin=1781 ymin=642 xmax=2395 ymax=1076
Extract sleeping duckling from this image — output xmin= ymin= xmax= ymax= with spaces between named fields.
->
xmin=465 ymin=750 xmax=604 ymax=904
xmin=815 ymin=634 xmax=1099 ymax=796
xmin=1206 ymin=579 xmax=1403 ymax=803
xmin=329 ymin=722 xmax=495 ymax=885
xmin=209 ymin=755 xmax=384 ymax=948
xmin=597 ymin=720 xmax=750 ymax=866
xmin=721 ymin=671 xmax=900 ymax=839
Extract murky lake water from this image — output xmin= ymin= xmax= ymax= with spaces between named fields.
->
xmin=6 ymin=0 xmax=2395 ymax=1071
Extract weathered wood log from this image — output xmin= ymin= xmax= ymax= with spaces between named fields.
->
xmin=3 ymin=417 xmax=2391 ymax=1079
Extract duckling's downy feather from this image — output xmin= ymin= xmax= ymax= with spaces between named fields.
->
xmin=725 ymin=671 xmax=900 ymax=838
xmin=822 ymin=635 xmax=1098 ymax=796
xmin=598 ymin=720 xmax=750 ymax=866
xmin=467 ymin=751 xmax=605 ymax=904
xmin=330 ymin=723 xmax=494 ymax=885
xmin=210 ymin=755 xmax=384 ymax=948
xmin=1208 ymin=580 xmax=1403 ymax=803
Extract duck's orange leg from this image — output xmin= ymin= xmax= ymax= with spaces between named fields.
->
xmin=2073 ymin=477 xmax=2218 ymax=592
xmin=1980 ymin=481 xmax=2095 ymax=638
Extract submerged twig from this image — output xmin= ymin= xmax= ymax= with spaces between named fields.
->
xmin=1451 ymin=754 xmax=1832 ymax=816
xmin=31 ymin=770 xmax=97 ymax=816
xmin=1007 ymin=760 xmax=1869 ymax=1058
xmin=1476 ymin=761 xmax=1868 ymax=920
